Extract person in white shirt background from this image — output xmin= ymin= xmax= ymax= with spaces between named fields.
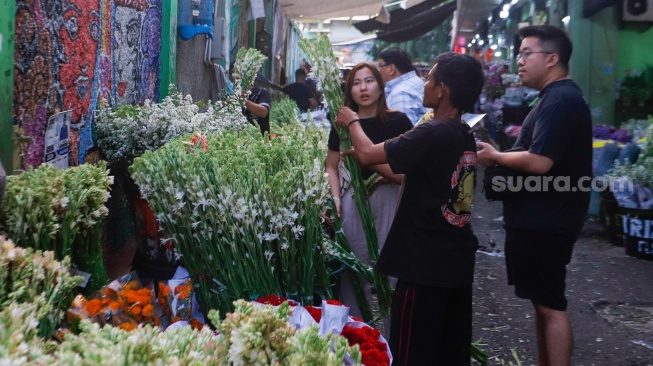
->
xmin=376 ymin=47 xmax=428 ymax=126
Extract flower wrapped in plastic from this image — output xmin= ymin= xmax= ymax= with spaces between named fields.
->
xmin=319 ymin=299 xmax=349 ymax=336
xmin=168 ymin=278 xmax=193 ymax=323
xmin=66 ymin=271 xmax=159 ymax=330
xmin=157 ymin=281 xmax=173 ymax=318
xmin=341 ymin=321 xmax=392 ymax=366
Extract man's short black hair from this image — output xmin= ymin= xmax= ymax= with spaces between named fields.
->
xmin=295 ymin=68 xmax=307 ymax=79
xmin=433 ymin=52 xmax=484 ymax=114
xmin=518 ymin=25 xmax=572 ymax=71
xmin=379 ymin=47 xmax=415 ymax=75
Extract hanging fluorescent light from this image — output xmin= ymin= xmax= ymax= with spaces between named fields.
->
xmin=562 ymin=16 xmax=570 ymax=24
xmin=502 ymin=4 xmax=510 ymax=11
xmin=500 ymin=10 xmax=509 ymax=18
xmin=491 ymin=44 xmax=497 ymax=50
xmin=479 ymin=40 xmax=485 ymax=45
xmin=495 ymin=51 xmax=502 ymax=57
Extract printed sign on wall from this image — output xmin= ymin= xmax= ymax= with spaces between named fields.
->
xmin=44 ymin=111 xmax=71 ymax=169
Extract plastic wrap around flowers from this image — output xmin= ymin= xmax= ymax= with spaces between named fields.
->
xmin=67 ymin=271 xmax=205 ymax=332
xmin=252 ymin=295 xmax=392 ymax=366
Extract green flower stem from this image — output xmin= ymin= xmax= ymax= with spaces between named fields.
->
xmin=131 ymin=125 xmax=332 ymax=316
xmin=299 ymin=35 xmax=392 ymax=317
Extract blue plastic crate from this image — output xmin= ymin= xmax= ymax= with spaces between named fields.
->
xmin=178 ymin=0 xmax=214 ymax=40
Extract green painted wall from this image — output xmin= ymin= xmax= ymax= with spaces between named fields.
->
xmin=160 ymin=0 xmax=178 ymax=100
xmin=617 ymin=25 xmax=653 ymax=77
xmin=0 ymin=0 xmax=15 ymax=173
xmin=569 ymin=3 xmax=618 ymax=125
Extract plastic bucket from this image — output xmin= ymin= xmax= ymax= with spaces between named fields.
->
xmin=600 ymin=196 xmax=624 ymax=246
xmin=621 ymin=208 xmax=653 ymax=260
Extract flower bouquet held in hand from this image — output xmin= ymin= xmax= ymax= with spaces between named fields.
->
xmin=299 ymin=34 xmax=392 ymax=321
xmin=234 ymin=47 xmax=268 ymax=101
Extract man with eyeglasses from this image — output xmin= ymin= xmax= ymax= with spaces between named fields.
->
xmin=377 ymin=48 xmax=427 ymax=125
xmin=477 ymin=25 xmax=592 ymax=366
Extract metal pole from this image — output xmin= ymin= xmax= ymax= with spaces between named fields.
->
xmin=0 ymin=0 xmax=15 ymax=173
xmin=160 ymin=0 xmax=179 ymax=99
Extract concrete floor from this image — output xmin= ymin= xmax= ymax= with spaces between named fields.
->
xmin=471 ymin=178 xmax=653 ymax=365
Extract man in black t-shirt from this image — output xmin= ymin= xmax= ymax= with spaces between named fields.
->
xmin=282 ymin=69 xmax=317 ymax=112
xmin=477 ymin=26 xmax=592 ymax=366
xmin=243 ymin=86 xmax=271 ymax=135
xmin=335 ymin=53 xmax=484 ymax=366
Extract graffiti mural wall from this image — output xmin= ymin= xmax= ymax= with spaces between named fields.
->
xmin=13 ymin=0 xmax=162 ymax=168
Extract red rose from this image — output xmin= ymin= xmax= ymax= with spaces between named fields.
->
xmin=304 ymin=306 xmax=322 ymax=323
xmin=341 ymin=325 xmax=390 ymax=366
xmin=253 ymin=294 xmax=299 ymax=307
xmin=325 ymin=299 xmax=347 ymax=306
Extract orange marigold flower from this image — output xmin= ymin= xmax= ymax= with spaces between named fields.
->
xmin=118 ymin=322 xmax=137 ymax=332
xmin=130 ymin=305 xmax=142 ymax=317
xmin=159 ymin=283 xmax=171 ymax=297
xmin=125 ymin=280 xmax=140 ymax=290
xmin=174 ymin=282 xmax=193 ymax=300
xmin=190 ymin=318 xmax=203 ymax=331
xmin=107 ymin=301 xmax=121 ymax=312
xmin=142 ymin=304 xmax=155 ymax=318
xmin=120 ymin=290 xmax=138 ymax=304
xmin=84 ymin=299 xmax=103 ymax=317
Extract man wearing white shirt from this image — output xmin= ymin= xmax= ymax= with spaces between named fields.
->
xmin=377 ymin=48 xmax=427 ymax=125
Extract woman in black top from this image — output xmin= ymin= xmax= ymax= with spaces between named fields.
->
xmin=325 ymin=62 xmax=412 ymax=326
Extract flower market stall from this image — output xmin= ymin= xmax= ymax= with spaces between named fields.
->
xmin=0 ymin=44 xmax=402 ymax=364
xmin=0 ymin=40 xmax=493 ymax=364
xmin=597 ymin=117 xmax=653 ymax=259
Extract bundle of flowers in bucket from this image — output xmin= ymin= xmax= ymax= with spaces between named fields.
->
xmin=130 ymin=124 xmax=335 ymax=316
xmin=605 ymin=118 xmax=653 ymax=259
xmin=0 ymin=237 xmax=84 ymax=338
xmin=0 ymin=162 xmax=112 ymax=292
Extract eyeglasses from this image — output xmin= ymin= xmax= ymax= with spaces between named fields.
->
xmin=516 ymin=51 xmax=553 ymax=61
xmin=377 ymin=63 xmax=391 ymax=70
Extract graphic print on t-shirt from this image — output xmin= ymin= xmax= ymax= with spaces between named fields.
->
xmin=442 ymin=151 xmax=476 ymax=227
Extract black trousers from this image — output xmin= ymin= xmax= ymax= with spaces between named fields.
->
xmin=389 ymin=280 xmax=472 ymax=366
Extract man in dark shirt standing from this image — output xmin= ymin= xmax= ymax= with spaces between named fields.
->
xmin=243 ymin=85 xmax=272 ymax=136
xmin=477 ymin=25 xmax=592 ymax=366
xmin=282 ymin=69 xmax=317 ymax=112
xmin=335 ymin=52 xmax=484 ymax=365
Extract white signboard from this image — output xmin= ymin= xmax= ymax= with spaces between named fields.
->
xmin=247 ymin=0 xmax=265 ymax=20
xmin=44 ymin=110 xmax=71 ymax=169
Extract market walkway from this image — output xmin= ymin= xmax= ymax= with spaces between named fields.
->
xmin=470 ymin=173 xmax=653 ymax=365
